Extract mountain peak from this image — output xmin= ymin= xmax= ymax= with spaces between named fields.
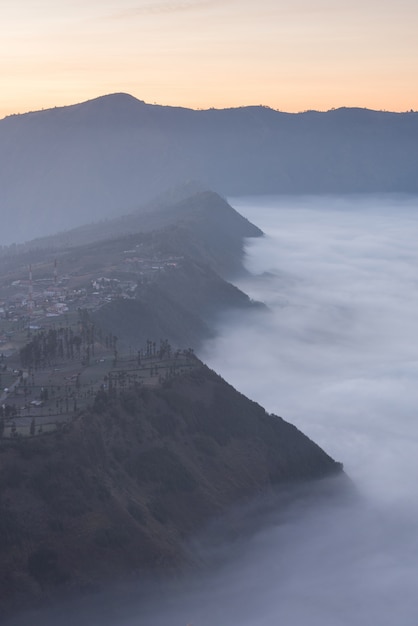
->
xmin=69 ymin=92 xmax=148 ymax=118
xmin=81 ymin=92 xmax=145 ymax=107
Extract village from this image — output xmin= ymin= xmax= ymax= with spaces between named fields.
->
xmin=0 ymin=242 xmax=184 ymax=328
xmin=0 ymin=247 xmax=194 ymax=439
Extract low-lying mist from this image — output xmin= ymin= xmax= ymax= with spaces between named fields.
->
xmin=9 ymin=194 xmax=418 ymax=625
xmin=199 ymin=193 xmax=418 ymax=623
xmin=206 ymin=194 xmax=418 ymax=499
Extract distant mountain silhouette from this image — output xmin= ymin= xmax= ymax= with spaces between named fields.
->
xmin=1 ymin=93 xmax=417 ymax=244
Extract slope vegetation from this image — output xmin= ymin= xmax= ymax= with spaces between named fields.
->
xmin=0 ymin=362 xmax=342 ymax=614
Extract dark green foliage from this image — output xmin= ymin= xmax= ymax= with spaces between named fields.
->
xmin=0 ymin=362 xmax=342 ymax=611
xmin=112 ymin=445 xmax=127 ymax=463
xmin=16 ymin=437 xmax=52 ymax=460
xmin=120 ymin=391 xmax=141 ymax=414
xmin=149 ymin=497 xmax=170 ymax=525
xmin=94 ymin=525 xmax=131 ymax=549
xmin=48 ymin=519 xmax=64 ymax=532
xmin=136 ymin=447 xmax=197 ymax=493
xmin=95 ymin=482 xmax=111 ymax=502
xmin=28 ymin=547 xmax=68 ymax=587
xmin=145 ymin=410 xmax=177 ymax=437
xmin=0 ymin=507 xmax=23 ymax=547
xmin=161 ymin=377 xmax=261 ymax=445
xmin=93 ymin=389 xmax=109 ymax=414
xmin=193 ymin=435 xmax=217 ymax=457
xmin=127 ymin=501 xmax=145 ymax=524
xmin=163 ymin=390 xmax=190 ymax=414
xmin=30 ymin=462 xmax=91 ymax=515
xmin=0 ymin=463 xmax=25 ymax=490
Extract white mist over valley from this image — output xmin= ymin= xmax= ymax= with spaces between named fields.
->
xmin=195 ymin=193 xmax=418 ymax=625
xmin=73 ymin=193 xmax=418 ymax=626
xmin=206 ymin=194 xmax=418 ymax=498
xmin=6 ymin=194 xmax=418 ymax=626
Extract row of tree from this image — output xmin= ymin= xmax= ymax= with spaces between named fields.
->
xmin=19 ymin=314 xmax=102 ymax=369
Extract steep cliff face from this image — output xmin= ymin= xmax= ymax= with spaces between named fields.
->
xmin=0 ymin=363 xmax=342 ymax=614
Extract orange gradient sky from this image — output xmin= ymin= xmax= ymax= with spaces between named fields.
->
xmin=1 ymin=0 xmax=418 ymax=118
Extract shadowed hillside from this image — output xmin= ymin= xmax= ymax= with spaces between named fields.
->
xmin=13 ymin=190 xmax=263 ymax=279
xmin=0 ymin=362 xmax=342 ymax=616
xmin=0 ymin=186 xmax=344 ymax=620
xmin=0 ymin=191 xmax=264 ymax=352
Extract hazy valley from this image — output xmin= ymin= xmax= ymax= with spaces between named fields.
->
xmin=0 ymin=189 xmax=344 ymax=620
xmin=1 ymin=95 xmax=417 ymax=625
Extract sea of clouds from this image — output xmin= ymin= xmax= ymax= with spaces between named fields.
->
xmin=196 ymin=193 xmax=418 ymax=625
xmin=206 ymin=194 xmax=418 ymax=500
xmin=11 ymin=194 xmax=418 ymax=626
xmin=117 ymin=193 xmax=418 ymax=625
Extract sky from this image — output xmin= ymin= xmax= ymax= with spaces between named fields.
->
xmin=1 ymin=0 xmax=418 ymax=118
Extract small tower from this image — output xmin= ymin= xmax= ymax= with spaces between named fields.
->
xmin=28 ymin=264 xmax=33 ymax=313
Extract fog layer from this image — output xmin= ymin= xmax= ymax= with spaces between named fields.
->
xmin=10 ymin=194 xmax=418 ymax=625
xmin=197 ymin=194 xmax=418 ymax=624
xmin=206 ymin=194 xmax=418 ymax=500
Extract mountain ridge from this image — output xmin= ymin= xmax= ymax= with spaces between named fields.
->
xmin=0 ymin=361 xmax=343 ymax=617
xmin=1 ymin=93 xmax=417 ymax=245
xmin=4 ymin=92 xmax=416 ymax=121
xmin=0 ymin=187 xmax=346 ymax=619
